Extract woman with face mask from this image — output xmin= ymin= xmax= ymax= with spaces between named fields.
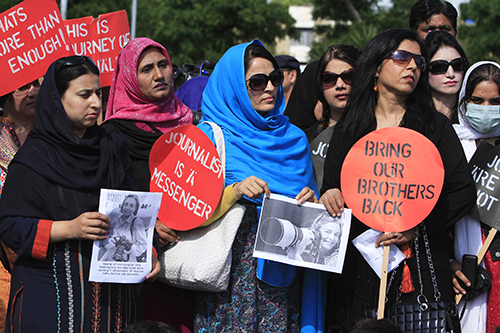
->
xmin=452 ymin=61 xmax=500 ymax=333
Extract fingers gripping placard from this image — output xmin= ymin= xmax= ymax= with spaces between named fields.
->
xmin=149 ymin=125 xmax=223 ymax=231
xmin=341 ymin=127 xmax=444 ymax=232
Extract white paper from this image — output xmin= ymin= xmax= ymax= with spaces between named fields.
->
xmin=89 ymin=189 xmax=162 ymax=283
xmin=352 ymin=229 xmax=406 ymax=278
xmin=253 ymin=193 xmax=351 ymax=274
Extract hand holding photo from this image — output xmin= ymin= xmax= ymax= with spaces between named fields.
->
xmin=89 ymin=189 xmax=162 ymax=283
xmin=254 ymin=193 xmax=351 ymax=274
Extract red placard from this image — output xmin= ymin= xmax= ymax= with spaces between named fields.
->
xmin=0 ymin=0 xmax=70 ymax=96
xmin=149 ymin=125 xmax=224 ymax=231
xmin=64 ymin=10 xmax=130 ymax=87
xmin=340 ymin=127 xmax=444 ymax=232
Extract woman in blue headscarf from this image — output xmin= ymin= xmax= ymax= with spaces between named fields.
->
xmin=195 ymin=40 xmax=319 ymax=332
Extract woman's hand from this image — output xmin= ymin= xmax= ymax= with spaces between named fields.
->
xmin=51 ymin=212 xmax=110 ymax=243
xmin=319 ymin=188 xmax=344 ymax=217
xmin=233 ymin=176 xmax=271 ymax=199
xmin=296 ymin=187 xmax=317 ymax=205
xmin=155 ymin=219 xmax=180 ymax=247
xmin=146 ymin=254 xmax=161 ymax=282
xmin=375 ymin=229 xmax=415 ymax=247
xmin=451 ymin=260 xmax=470 ymax=295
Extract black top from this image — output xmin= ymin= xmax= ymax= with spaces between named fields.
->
xmin=321 ymin=111 xmax=476 ymax=331
xmin=0 ymin=61 xmax=136 ymax=221
xmin=101 ymin=119 xmax=163 ymax=191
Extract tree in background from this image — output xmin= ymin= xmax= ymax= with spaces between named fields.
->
xmin=309 ymin=0 xmax=415 ymax=60
xmin=459 ymin=0 xmax=500 ymax=63
xmin=136 ymin=0 xmax=296 ymax=65
xmin=0 ymin=0 xmax=295 ymax=66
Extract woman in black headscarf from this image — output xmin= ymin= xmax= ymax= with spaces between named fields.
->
xmin=284 ymin=60 xmax=322 ymax=130
xmin=0 ymin=56 xmax=159 ymax=332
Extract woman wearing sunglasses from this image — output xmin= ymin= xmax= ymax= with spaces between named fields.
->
xmin=319 ymin=29 xmax=475 ymax=331
xmin=306 ymin=44 xmax=360 ymax=189
xmin=452 ymin=61 xmax=500 ymax=333
xmin=0 ymin=78 xmax=41 ymax=332
xmin=425 ymin=30 xmax=468 ymax=123
xmin=195 ymin=40 xmax=318 ymax=332
xmin=0 ymin=56 xmax=157 ymax=332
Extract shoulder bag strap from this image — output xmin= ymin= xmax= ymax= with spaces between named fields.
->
xmin=201 ymin=121 xmax=226 ymax=186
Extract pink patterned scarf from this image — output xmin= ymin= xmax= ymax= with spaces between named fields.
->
xmin=105 ymin=37 xmax=192 ymax=132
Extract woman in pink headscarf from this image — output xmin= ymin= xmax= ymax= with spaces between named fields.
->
xmin=103 ymin=37 xmax=192 ymax=193
xmin=102 ymin=38 xmax=194 ymax=332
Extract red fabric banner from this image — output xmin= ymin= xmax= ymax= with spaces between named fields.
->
xmin=0 ymin=0 xmax=70 ymax=96
xmin=64 ymin=10 xmax=130 ymax=87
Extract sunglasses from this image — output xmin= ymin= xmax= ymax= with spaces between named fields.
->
xmin=56 ymin=55 xmax=97 ymax=74
xmin=13 ymin=79 xmax=41 ymax=97
xmin=246 ymin=68 xmax=284 ymax=91
xmin=321 ymin=69 xmax=355 ymax=87
xmin=428 ymin=57 xmax=466 ymax=75
xmin=389 ymin=50 xmax=427 ymax=71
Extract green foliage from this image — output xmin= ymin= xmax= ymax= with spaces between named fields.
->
xmin=136 ymin=0 xmax=296 ymax=66
xmin=308 ymin=0 xmax=413 ymax=61
xmin=0 ymin=0 xmax=24 ymax=13
xmin=274 ymin=0 xmax=312 ymax=5
xmin=309 ymin=22 xmax=378 ymax=61
xmin=65 ymin=0 xmax=131 ymax=20
xmin=1 ymin=0 xmax=294 ymax=67
xmin=459 ymin=0 xmax=500 ymax=63
xmin=311 ymin=0 xmax=377 ymax=22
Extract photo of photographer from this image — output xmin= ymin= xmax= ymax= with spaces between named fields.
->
xmin=254 ymin=194 xmax=351 ymax=273
xmin=99 ymin=194 xmax=149 ymax=263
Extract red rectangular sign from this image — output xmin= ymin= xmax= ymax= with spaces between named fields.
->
xmin=0 ymin=0 xmax=71 ymax=96
xmin=65 ymin=10 xmax=130 ymax=87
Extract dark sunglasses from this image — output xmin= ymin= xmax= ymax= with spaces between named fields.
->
xmin=246 ymin=68 xmax=284 ymax=91
xmin=389 ymin=50 xmax=427 ymax=71
xmin=428 ymin=57 xmax=466 ymax=75
xmin=321 ymin=69 xmax=354 ymax=87
xmin=56 ymin=55 xmax=97 ymax=74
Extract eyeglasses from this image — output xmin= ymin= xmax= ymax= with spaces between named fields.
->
xmin=321 ymin=69 xmax=355 ymax=87
xmin=429 ymin=57 xmax=466 ymax=75
xmin=246 ymin=68 xmax=284 ymax=91
xmin=389 ymin=50 xmax=427 ymax=71
xmin=13 ymin=79 xmax=41 ymax=97
xmin=56 ymin=55 xmax=97 ymax=75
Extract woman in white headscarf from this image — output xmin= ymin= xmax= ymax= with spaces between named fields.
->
xmin=452 ymin=61 xmax=500 ymax=333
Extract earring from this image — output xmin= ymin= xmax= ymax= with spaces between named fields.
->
xmin=373 ymin=77 xmax=378 ymax=92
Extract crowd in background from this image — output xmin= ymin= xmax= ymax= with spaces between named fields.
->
xmin=0 ymin=0 xmax=499 ymax=332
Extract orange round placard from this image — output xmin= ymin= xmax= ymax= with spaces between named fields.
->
xmin=340 ymin=127 xmax=444 ymax=232
xmin=149 ymin=124 xmax=223 ymax=230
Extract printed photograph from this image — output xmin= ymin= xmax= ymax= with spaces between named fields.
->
xmin=254 ymin=194 xmax=351 ymax=273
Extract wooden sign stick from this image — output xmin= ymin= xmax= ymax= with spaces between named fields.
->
xmin=456 ymin=228 xmax=498 ymax=304
xmin=377 ymin=245 xmax=390 ymax=319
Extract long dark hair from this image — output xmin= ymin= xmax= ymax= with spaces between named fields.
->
xmin=425 ymin=30 xmax=467 ymax=63
xmin=425 ymin=31 xmax=468 ymax=121
xmin=459 ymin=64 xmax=500 ymax=117
xmin=342 ymin=29 xmax=435 ymax=142
xmin=409 ymin=0 xmax=458 ymax=32
xmin=316 ymin=44 xmax=361 ymax=131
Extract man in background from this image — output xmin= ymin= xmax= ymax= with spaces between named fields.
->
xmin=275 ymin=55 xmax=300 ymax=104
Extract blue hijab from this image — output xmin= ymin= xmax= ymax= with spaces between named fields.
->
xmin=198 ymin=39 xmax=317 ymax=204
xmin=198 ymin=40 xmax=323 ymax=332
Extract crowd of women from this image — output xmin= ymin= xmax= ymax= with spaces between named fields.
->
xmin=0 ymin=0 xmax=499 ymax=332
